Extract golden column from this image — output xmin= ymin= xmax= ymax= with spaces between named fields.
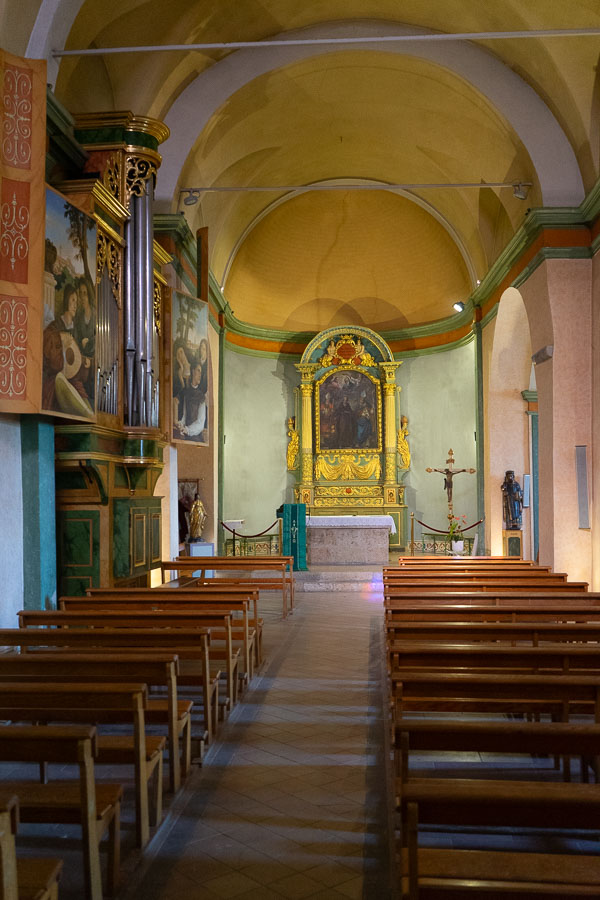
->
xmin=379 ymin=362 xmax=402 ymax=486
xmin=295 ymin=363 xmax=319 ymax=504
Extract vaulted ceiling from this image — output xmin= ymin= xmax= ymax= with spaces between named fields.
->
xmin=5 ymin=0 xmax=600 ymax=332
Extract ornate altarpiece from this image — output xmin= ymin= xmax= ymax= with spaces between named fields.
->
xmin=291 ymin=326 xmax=408 ymax=550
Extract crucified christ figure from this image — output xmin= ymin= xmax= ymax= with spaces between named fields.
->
xmin=426 ymin=449 xmax=476 ymax=504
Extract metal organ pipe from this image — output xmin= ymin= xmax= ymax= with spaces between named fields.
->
xmin=124 ymin=210 xmax=136 ymax=424
xmin=144 ymin=178 xmax=155 ymax=426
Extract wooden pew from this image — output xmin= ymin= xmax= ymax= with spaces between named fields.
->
xmin=389 ymin=568 xmax=559 ymax=581
xmin=384 ymin=579 xmax=589 ymax=594
xmin=0 ymin=682 xmax=162 ymax=848
xmin=384 ymin=572 xmax=572 ymax=585
xmin=82 ymin=585 xmax=262 ymax=671
xmin=399 ymin=779 xmax=600 ymax=898
xmin=0 ymin=725 xmax=121 ymax=900
xmin=18 ymin=608 xmax=235 ymax=720
xmin=0 ymin=653 xmax=188 ymax=794
xmin=385 ymin=620 xmax=600 ymax=645
xmin=0 ymin=792 xmax=63 ymax=900
xmin=390 ymin=671 xmax=600 ymax=725
xmin=0 ymin=628 xmax=212 ymax=747
xmin=384 ymin=590 xmax=600 ymax=607
xmin=385 ymin=603 xmax=600 ymax=623
xmin=387 ymin=641 xmax=600 ymax=674
xmin=163 ymin=555 xmax=294 ymax=618
xmin=395 ymin=718 xmax=600 ymax=782
xmin=396 ymin=556 xmax=538 ymax=564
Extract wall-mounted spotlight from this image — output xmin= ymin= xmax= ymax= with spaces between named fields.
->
xmin=532 ymin=345 xmax=553 ymax=365
xmin=453 ymin=301 xmax=465 ymax=313
xmin=512 ymin=182 xmax=530 ymax=200
xmin=180 ymin=189 xmax=201 ymax=206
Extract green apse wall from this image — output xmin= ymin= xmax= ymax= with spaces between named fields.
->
xmin=223 ymin=347 xmax=297 ymax=535
xmin=222 ymin=341 xmax=478 ymax=544
xmin=397 ymin=341 xmax=478 ymax=541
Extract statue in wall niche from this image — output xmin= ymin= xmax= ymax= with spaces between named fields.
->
xmin=189 ymin=493 xmax=207 ymax=540
xmin=396 ymin=415 xmax=411 ymax=469
xmin=501 ymin=470 xmax=523 ymax=530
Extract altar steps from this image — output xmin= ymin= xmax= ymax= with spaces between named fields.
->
xmin=295 ymin=568 xmax=383 ymax=593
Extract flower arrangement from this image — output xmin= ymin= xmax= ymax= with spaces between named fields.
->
xmin=447 ymin=514 xmax=467 ymax=541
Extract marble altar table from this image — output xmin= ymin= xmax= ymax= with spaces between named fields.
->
xmin=306 ymin=515 xmax=396 ymax=565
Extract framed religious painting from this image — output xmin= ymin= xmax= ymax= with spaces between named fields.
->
xmin=42 ymin=186 xmax=97 ymax=421
xmin=171 ymin=289 xmax=209 ymax=444
xmin=315 ymin=368 xmax=382 ymax=452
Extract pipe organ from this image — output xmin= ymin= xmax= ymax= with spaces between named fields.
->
xmin=52 ymin=112 xmax=171 ymax=593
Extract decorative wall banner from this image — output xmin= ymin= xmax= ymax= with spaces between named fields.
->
xmin=172 ymin=289 xmax=209 ymax=444
xmin=42 ymin=186 xmax=97 ymax=420
xmin=0 ymin=50 xmax=46 ymax=412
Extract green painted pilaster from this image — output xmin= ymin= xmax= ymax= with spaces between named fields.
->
xmin=20 ymin=417 xmax=57 ymax=609
xmin=473 ymin=320 xmax=486 ymax=553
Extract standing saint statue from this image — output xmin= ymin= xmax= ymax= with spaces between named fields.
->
xmin=188 ymin=492 xmax=207 ymax=540
xmin=396 ymin=415 xmax=410 ymax=469
xmin=501 ymin=470 xmax=523 ymax=530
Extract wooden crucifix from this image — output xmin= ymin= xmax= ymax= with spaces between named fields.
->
xmin=426 ymin=449 xmax=476 ymax=518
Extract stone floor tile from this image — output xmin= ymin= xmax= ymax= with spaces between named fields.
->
xmin=202 ymin=871 xmax=263 ymax=898
xmin=268 ymin=872 xmax=325 ymax=898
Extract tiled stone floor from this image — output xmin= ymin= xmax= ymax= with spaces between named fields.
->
xmin=121 ymin=584 xmax=393 ymax=899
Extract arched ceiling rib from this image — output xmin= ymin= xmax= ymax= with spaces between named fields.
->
xmin=12 ymin=0 xmax=600 ymax=332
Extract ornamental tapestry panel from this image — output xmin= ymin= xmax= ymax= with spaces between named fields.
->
xmin=0 ymin=49 xmax=46 ymax=412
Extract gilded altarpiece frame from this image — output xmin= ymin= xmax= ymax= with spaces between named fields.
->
xmin=293 ymin=327 xmax=408 ymax=550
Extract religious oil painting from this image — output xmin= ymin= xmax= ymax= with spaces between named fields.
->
xmin=317 ymin=370 xmax=380 ymax=452
xmin=172 ymin=290 xmax=209 ymax=445
xmin=42 ymin=187 xmax=97 ymax=420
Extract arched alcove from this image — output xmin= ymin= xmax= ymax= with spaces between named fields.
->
xmin=485 ymin=287 xmax=532 ymax=556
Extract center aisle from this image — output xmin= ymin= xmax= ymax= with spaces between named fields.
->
xmin=123 ymin=587 xmax=392 ymax=899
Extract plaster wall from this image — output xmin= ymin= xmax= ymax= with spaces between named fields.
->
xmin=223 ymin=347 xmax=296 ymax=536
xmin=486 ymin=288 xmax=532 ymax=557
xmin=592 ymin=250 xmax=600 ymax=590
xmin=520 ymin=258 xmax=592 ymax=581
xmin=155 ymin=445 xmax=179 ymax=567
xmin=398 ymin=341 xmax=478 ymax=542
xmin=0 ymin=415 xmax=24 ymax=627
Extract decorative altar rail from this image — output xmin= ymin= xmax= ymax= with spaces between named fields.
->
xmin=221 ymin=519 xmax=282 ymax=557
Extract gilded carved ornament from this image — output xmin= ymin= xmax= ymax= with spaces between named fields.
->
xmin=315 ymin=497 xmax=384 ymax=508
xmin=153 ymin=281 xmax=162 ymax=335
xmin=295 ymin=362 xmax=319 ymax=381
xmin=301 ymin=451 xmax=313 ymax=481
xmin=315 ymin=453 xmax=381 ymax=481
xmin=103 ymin=155 xmax=121 ymax=202
xmin=379 ymin=362 xmax=401 ymax=384
xmin=385 ymin=453 xmax=397 ymax=481
xmin=96 ymin=231 xmax=121 ymax=305
xmin=124 ymin=156 xmax=157 ymax=207
xmin=315 ymin=485 xmax=381 ymax=497
xmin=318 ymin=334 xmax=376 ymax=368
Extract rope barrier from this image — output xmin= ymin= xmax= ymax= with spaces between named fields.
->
xmin=416 ymin=517 xmax=484 ymax=535
xmin=220 ymin=520 xmax=279 ymax=539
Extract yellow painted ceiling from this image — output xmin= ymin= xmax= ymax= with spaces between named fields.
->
xmin=225 ymin=189 xmax=472 ymax=332
xmin=4 ymin=0 xmax=598 ymax=333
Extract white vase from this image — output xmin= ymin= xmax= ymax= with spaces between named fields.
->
xmin=451 ymin=539 xmax=464 ymax=556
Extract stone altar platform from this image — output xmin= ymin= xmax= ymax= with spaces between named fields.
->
xmin=306 ymin=515 xmax=395 ymax=565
